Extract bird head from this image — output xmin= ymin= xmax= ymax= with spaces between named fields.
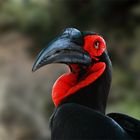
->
xmin=32 ymin=28 xmax=112 ymax=111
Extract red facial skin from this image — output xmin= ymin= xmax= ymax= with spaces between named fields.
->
xmin=52 ymin=35 xmax=106 ymax=107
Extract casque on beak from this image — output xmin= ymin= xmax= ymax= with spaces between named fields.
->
xmin=32 ymin=28 xmax=91 ymax=72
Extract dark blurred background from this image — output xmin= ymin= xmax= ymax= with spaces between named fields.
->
xmin=0 ymin=0 xmax=140 ymax=139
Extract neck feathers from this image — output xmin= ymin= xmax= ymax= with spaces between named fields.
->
xmin=60 ymin=52 xmax=112 ymax=114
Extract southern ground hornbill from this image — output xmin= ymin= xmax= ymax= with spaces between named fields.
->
xmin=32 ymin=28 xmax=140 ymax=140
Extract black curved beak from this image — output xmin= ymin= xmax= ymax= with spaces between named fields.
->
xmin=32 ymin=28 xmax=91 ymax=72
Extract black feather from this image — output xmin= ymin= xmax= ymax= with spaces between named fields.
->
xmin=50 ymin=103 xmax=132 ymax=140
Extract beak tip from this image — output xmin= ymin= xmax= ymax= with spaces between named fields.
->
xmin=32 ymin=64 xmax=38 ymax=72
xmin=32 ymin=67 xmax=36 ymax=72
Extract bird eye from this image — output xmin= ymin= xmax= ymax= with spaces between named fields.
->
xmin=94 ymin=41 xmax=99 ymax=49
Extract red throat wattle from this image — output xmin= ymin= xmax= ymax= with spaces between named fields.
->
xmin=52 ymin=35 xmax=106 ymax=107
